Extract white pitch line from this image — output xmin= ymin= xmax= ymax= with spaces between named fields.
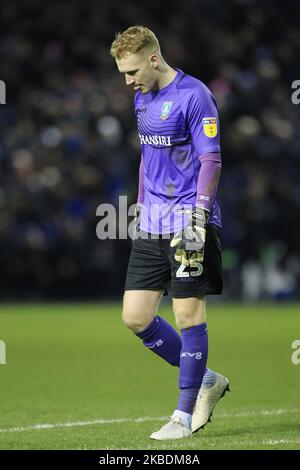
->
xmin=132 ymin=437 xmax=300 ymax=451
xmin=0 ymin=408 xmax=299 ymax=434
xmin=218 ymin=408 xmax=300 ymax=418
xmin=263 ymin=438 xmax=300 ymax=446
xmin=0 ymin=416 xmax=168 ymax=434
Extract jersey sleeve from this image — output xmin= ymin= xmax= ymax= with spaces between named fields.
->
xmin=186 ymin=83 xmax=221 ymax=157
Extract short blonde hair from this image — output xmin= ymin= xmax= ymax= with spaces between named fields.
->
xmin=110 ymin=26 xmax=160 ymax=59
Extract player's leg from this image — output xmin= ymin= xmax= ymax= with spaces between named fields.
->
xmin=190 ymin=225 xmax=230 ymax=432
xmin=124 ymin=289 xmax=219 ymax=376
xmin=171 ymin=297 xmax=230 ymax=433
xmin=150 ymin=225 xmax=229 ymax=440
xmin=172 ymin=296 xmax=228 ymax=400
xmin=150 ymin=296 xmax=207 ymax=440
xmin=122 ymin=290 xmax=182 ymax=366
xmin=122 ymin=289 xmax=162 ymax=333
xmin=173 ymin=296 xmax=208 ymax=433
xmin=124 ymin=232 xmax=184 ymax=366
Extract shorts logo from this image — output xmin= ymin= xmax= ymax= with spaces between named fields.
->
xmin=202 ymin=117 xmax=217 ymax=138
xmin=160 ymin=101 xmax=172 ymax=120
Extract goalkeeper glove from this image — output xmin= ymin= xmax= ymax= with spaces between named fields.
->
xmin=170 ymin=207 xmax=209 ymax=266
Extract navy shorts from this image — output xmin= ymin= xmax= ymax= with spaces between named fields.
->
xmin=125 ymin=224 xmax=223 ymax=298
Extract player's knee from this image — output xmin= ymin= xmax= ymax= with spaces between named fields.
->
xmin=122 ymin=309 xmax=148 ymax=333
xmin=173 ymin=308 xmax=205 ymax=330
xmin=174 ymin=309 xmax=194 ymax=330
xmin=173 ymin=298 xmax=206 ymax=330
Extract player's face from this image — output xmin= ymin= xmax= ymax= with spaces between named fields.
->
xmin=116 ymin=52 xmax=158 ymax=94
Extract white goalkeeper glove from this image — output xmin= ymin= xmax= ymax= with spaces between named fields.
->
xmin=170 ymin=207 xmax=209 ymax=266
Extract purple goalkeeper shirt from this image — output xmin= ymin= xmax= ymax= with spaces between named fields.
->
xmin=134 ymin=68 xmax=222 ymax=234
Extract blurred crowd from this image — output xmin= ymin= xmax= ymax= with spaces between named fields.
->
xmin=0 ymin=0 xmax=299 ymax=300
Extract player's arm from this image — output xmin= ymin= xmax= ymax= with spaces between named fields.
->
xmin=196 ymin=152 xmax=222 ymax=213
xmin=185 ymin=151 xmax=222 ymax=265
xmin=171 ymin=85 xmax=221 ymax=265
xmin=188 ymin=82 xmax=221 ymax=214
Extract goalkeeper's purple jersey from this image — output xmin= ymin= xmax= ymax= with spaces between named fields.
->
xmin=134 ymin=68 xmax=221 ymax=234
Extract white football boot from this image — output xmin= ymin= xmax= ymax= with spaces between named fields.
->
xmin=150 ymin=416 xmax=192 ymax=440
xmin=192 ymin=373 xmax=230 ymax=433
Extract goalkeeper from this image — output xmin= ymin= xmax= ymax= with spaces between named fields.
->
xmin=110 ymin=26 xmax=230 ymax=441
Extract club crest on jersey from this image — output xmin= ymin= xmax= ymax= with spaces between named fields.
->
xmin=202 ymin=117 xmax=217 ymax=138
xmin=160 ymin=101 xmax=173 ymax=120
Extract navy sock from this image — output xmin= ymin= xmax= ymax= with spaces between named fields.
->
xmin=136 ymin=316 xmax=181 ymax=367
xmin=177 ymin=322 xmax=208 ymax=414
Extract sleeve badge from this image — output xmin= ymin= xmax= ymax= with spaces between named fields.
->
xmin=202 ymin=117 xmax=218 ymax=138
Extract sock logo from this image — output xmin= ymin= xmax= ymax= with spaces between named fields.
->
xmin=148 ymin=339 xmax=164 ymax=349
xmin=181 ymin=352 xmax=202 ymax=360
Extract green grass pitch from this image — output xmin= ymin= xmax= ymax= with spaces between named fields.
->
xmin=0 ymin=302 xmax=299 ymax=450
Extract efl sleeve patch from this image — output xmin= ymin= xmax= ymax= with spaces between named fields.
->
xmin=202 ymin=117 xmax=218 ymax=138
